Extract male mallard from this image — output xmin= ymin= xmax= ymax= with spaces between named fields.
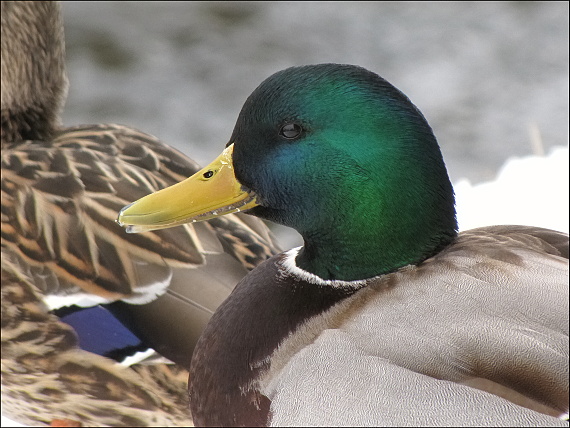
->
xmin=1 ymin=2 xmax=278 ymax=426
xmin=119 ymin=64 xmax=569 ymax=426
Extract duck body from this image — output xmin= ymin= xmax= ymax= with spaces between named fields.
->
xmin=119 ymin=64 xmax=568 ymax=426
xmin=2 ymin=1 xmax=279 ymax=425
xmin=3 ymin=123 xmax=278 ymax=367
xmin=190 ymin=226 xmax=568 ymax=426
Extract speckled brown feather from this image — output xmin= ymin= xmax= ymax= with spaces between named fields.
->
xmin=1 ymin=1 xmax=280 ymax=426
xmin=2 ymin=124 xmax=279 ymax=301
xmin=1 ymin=253 xmax=194 ymax=427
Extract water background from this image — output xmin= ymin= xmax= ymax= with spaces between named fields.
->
xmin=60 ymin=1 xmax=569 ymax=247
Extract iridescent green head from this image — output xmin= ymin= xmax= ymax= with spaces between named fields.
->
xmin=231 ymin=64 xmax=457 ymax=279
xmin=118 ymin=64 xmax=457 ymax=281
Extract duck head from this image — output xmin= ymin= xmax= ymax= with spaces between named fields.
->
xmin=1 ymin=1 xmax=68 ymax=142
xmin=118 ymin=64 xmax=457 ymax=280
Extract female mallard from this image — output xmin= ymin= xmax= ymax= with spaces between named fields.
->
xmin=1 ymin=1 xmax=278 ymax=426
xmin=119 ymin=64 xmax=569 ymax=426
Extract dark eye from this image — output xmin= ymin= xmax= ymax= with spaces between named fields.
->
xmin=203 ymin=170 xmax=214 ymax=179
xmin=279 ymin=123 xmax=302 ymax=139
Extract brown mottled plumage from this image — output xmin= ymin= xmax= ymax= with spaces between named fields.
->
xmin=1 ymin=1 xmax=280 ymax=426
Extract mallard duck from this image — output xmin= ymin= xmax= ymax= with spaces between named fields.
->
xmin=1 ymin=2 xmax=279 ymax=426
xmin=119 ymin=63 xmax=569 ymax=426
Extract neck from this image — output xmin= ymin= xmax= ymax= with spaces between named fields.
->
xmin=296 ymin=227 xmax=449 ymax=282
xmin=296 ymin=169 xmax=457 ymax=281
xmin=189 ymin=253 xmax=360 ymax=426
xmin=1 ymin=1 xmax=68 ymax=142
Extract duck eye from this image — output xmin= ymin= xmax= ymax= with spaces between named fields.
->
xmin=279 ymin=123 xmax=302 ymax=139
xmin=203 ymin=170 xmax=214 ymax=179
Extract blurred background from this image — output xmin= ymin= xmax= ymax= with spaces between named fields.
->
xmin=59 ymin=1 xmax=568 ymax=243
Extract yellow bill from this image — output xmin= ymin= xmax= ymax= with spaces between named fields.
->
xmin=117 ymin=144 xmax=259 ymax=233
